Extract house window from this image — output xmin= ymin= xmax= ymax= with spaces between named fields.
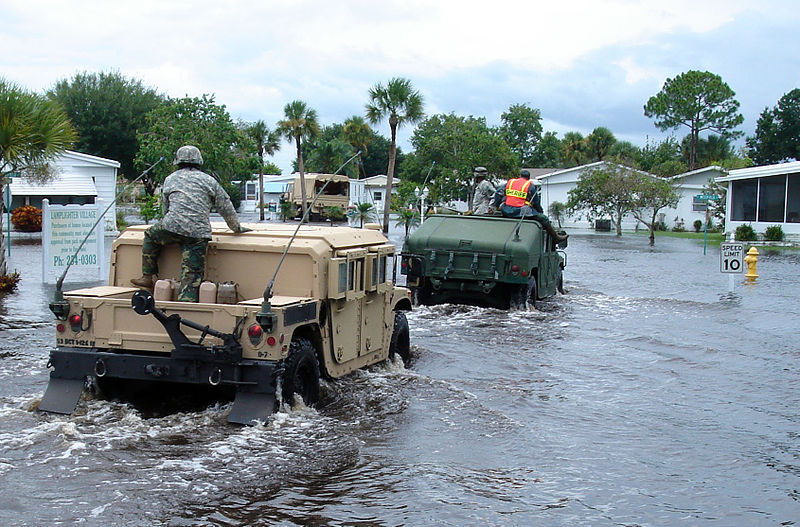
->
xmin=730 ymin=179 xmax=757 ymax=221
xmin=785 ymin=173 xmax=800 ymax=222
xmin=245 ymin=182 xmax=257 ymax=200
xmin=374 ymin=191 xmax=382 ymax=202
xmin=758 ymin=175 xmax=786 ymax=222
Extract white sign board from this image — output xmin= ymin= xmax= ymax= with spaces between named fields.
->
xmin=720 ymin=242 xmax=744 ymax=274
xmin=42 ymin=199 xmax=105 ymax=283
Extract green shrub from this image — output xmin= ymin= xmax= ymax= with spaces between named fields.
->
xmin=116 ymin=210 xmax=129 ymax=230
xmin=138 ymin=195 xmax=162 ymax=224
xmin=324 ymin=206 xmax=346 ymax=224
xmin=764 ymin=225 xmax=784 ymax=241
xmin=279 ymin=200 xmax=296 ymax=222
xmin=693 ymin=219 xmax=702 ymax=233
xmin=735 ymin=223 xmax=757 ymax=241
xmin=671 ymin=218 xmax=686 ymax=232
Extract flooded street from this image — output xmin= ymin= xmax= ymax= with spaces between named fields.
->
xmin=1 ymin=228 xmax=799 ymax=526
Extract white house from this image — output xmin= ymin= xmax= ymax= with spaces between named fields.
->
xmin=9 ymin=150 xmax=120 ymax=232
xmin=536 ymin=161 xmax=651 ymax=230
xmin=663 ymin=166 xmax=727 ymax=231
xmin=715 ymin=160 xmax=800 ymax=240
xmin=360 ymin=175 xmax=399 ymax=212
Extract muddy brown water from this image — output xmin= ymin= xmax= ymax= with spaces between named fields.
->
xmin=1 ymin=228 xmax=798 ymax=526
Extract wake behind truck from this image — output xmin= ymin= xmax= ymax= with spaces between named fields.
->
xmin=41 ymin=223 xmax=412 ymax=424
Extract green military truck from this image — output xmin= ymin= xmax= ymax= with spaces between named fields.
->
xmin=40 ymin=223 xmax=412 ymax=424
xmin=401 ymin=214 xmax=566 ymax=309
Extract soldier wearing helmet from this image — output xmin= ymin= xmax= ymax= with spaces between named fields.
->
xmin=471 ymin=166 xmax=496 ymax=215
xmin=131 ymin=145 xmax=251 ymax=301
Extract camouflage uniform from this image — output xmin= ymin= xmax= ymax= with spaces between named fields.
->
xmin=473 ymin=178 xmax=496 ymax=215
xmin=142 ymin=167 xmax=243 ymax=302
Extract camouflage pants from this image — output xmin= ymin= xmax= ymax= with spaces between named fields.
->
xmin=141 ymin=223 xmax=208 ymax=302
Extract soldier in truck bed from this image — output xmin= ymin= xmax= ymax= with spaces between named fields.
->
xmin=130 ymin=145 xmax=251 ymax=301
xmin=494 ymin=169 xmax=567 ymax=243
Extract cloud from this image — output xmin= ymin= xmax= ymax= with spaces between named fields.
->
xmin=2 ymin=0 xmax=799 ymax=173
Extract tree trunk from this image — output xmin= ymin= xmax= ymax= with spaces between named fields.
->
xmin=649 ymin=211 xmax=657 ymax=246
xmin=382 ymin=124 xmax=397 ymax=234
xmin=296 ymin=137 xmax=307 ymax=219
xmin=615 ymin=215 xmax=623 ymax=236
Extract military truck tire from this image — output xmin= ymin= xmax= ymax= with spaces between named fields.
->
xmin=557 ymin=270 xmax=565 ymax=294
xmin=282 ymin=338 xmax=321 ymax=407
xmin=389 ymin=311 xmax=411 ymax=366
xmin=511 ymin=276 xmax=537 ymax=310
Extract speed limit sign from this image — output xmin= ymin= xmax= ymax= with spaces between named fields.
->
xmin=720 ymin=242 xmax=744 ymax=273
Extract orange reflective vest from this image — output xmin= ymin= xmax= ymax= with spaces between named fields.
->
xmin=504 ymin=178 xmax=532 ymax=207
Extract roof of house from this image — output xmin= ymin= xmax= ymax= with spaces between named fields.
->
xmin=668 ymin=165 xmax=726 ymax=182
xmin=10 ymin=171 xmax=98 ymax=196
xmin=60 ymin=150 xmax=120 ymax=169
xmin=716 ymin=160 xmax=800 ymax=182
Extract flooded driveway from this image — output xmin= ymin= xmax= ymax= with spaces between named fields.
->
xmin=1 ymin=229 xmax=798 ymax=526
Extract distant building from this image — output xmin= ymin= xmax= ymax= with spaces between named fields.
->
xmin=716 ymin=160 xmax=800 ymax=240
xmin=8 ymin=150 xmax=120 ymax=232
xmin=664 ymin=166 xmax=727 ymax=231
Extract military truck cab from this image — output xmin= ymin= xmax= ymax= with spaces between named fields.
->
xmin=41 ymin=223 xmax=412 ymax=424
xmin=401 ymin=214 xmax=566 ymax=309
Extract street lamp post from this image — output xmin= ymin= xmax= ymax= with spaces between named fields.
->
xmin=415 ymin=186 xmax=429 ymax=224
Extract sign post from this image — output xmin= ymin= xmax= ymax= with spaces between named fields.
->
xmin=696 ymin=193 xmax=721 ymax=255
xmin=720 ymin=241 xmax=744 ymax=293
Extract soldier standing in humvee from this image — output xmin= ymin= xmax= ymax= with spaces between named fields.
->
xmin=471 ymin=166 xmax=496 ymax=215
xmin=495 ymin=170 xmax=567 ymax=243
xmin=131 ymin=145 xmax=251 ymax=301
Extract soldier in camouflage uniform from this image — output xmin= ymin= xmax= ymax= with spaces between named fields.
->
xmin=131 ymin=145 xmax=251 ymax=301
xmin=471 ymin=166 xmax=496 ymax=215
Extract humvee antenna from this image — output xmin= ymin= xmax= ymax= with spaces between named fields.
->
xmin=49 ymin=157 xmax=164 ymax=319
xmin=256 ymin=151 xmax=361 ymax=331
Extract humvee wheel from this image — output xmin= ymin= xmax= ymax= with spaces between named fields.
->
xmin=389 ymin=311 xmax=411 ymax=366
xmin=282 ymin=338 xmax=321 ymax=407
xmin=557 ymin=270 xmax=565 ymax=294
xmin=511 ymin=275 xmax=537 ymax=310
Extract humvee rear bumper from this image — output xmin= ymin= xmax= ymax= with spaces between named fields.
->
xmin=40 ymin=347 xmax=280 ymax=425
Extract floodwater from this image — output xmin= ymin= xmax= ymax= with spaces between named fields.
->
xmin=1 ymin=227 xmax=799 ymax=526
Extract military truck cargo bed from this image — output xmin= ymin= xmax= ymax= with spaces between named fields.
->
xmin=401 ymin=214 xmax=566 ymax=309
xmin=41 ymin=222 xmax=412 ymax=424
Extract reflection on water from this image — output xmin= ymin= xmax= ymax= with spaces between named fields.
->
xmin=1 ymin=233 xmax=799 ymax=526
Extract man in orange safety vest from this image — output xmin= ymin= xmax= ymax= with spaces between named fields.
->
xmin=495 ymin=170 xmax=568 ymax=243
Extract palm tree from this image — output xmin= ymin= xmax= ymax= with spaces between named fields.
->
xmin=394 ymin=208 xmax=420 ymax=241
xmin=1 ymin=78 xmax=77 ymax=183
xmin=348 ymin=202 xmax=377 ymax=228
xmin=277 ymin=100 xmax=320 ymax=218
xmin=342 ymin=116 xmax=373 ymax=178
xmin=307 ymin=138 xmax=356 ymax=177
xmin=1 ymin=78 xmax=76 ymax=275
xmin=365 ymin=78 xmax=424 ymax=233
xmin=245 ymin=120 xmax=281 ymax=221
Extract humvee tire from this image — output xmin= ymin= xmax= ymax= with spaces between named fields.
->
xmin=389 ymin=311 xmax=410 ymax=366
xmin=282 ymin=338 xmax=321 ymax=407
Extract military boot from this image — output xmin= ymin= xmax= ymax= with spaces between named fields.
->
xmin=544 ymin=223 xmax=568 ymax=245
xmin=130 ymin=274 xmax=155 ymax=289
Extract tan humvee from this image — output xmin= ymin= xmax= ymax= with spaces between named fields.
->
xmin=286 ymin=173 xmax=350 ymax=221
xmin=41 ymin=222 xmax=412 ymax=424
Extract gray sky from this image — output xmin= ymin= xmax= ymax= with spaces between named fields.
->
xmin=3 ymin=0 xmax=798 ymax=173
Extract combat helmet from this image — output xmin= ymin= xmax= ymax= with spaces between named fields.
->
xmin=174 ymin=145 xmax=204 ymax=166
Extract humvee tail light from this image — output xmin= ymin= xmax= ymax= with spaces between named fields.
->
xmin=56 ymin=323 xmax=66 ymax=333
xmin=248 ymin=325 xmax=263 ymax=338
xmin=511 ymin=265 xmax=520 ymax=276
xmin=267 ymin=336 xmax=277 ymax=347
xmin=69 ymin=314 xmax=83 ymax=332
